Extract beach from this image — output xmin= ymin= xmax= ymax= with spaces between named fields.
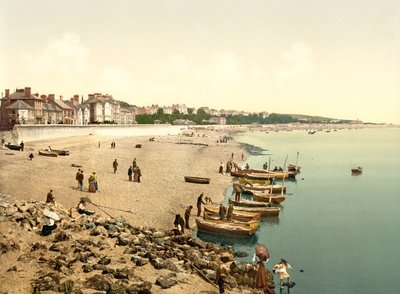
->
xmin=0 ymin=128 xmax=245 ymax=231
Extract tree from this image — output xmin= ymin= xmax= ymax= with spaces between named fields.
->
xmin=157 ymin=108 xmax=164 ymax=115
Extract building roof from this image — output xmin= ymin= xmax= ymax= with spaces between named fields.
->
xmin=52 ymin=99 xmax=73 ymax=110
xmin=7 ymin=91 xmax=42 ymax=101
xmin=43 ymin=102 xmax=62 ymax=112
xmin=5 ymin=100 xmax=34 ymax=110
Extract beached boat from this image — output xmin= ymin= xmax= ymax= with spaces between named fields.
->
xmin=184 ymin=176 xmax=211 ymax=184
xmin=204 ymin=205 xmax=261 ymax=221
xmin=228 ymin=198 xmax=270 ymax=208
xmin=195 ymin=218 xmax=258 ymax=236
xmin=38 ymin=150 xmax=58 ymax=157
xmin=231 ymin=205 xmax=281 ymax=217
xmin=252 ymin=192 xmax=286 ymax=204
xmin=48 ymin=147 xmax=69 ymax=156
xmin=351 ymin=167 xmax=363 ymax=175
xmin=5 ymin=144 xmax=21 ymax=151
xmin=203 ymin=212 xmax=260 ymax=227
xmin=239 ymin=177 xmax=273 ymax=185
xmin=239 ymin=183 xmax=286 ymax=194
xmin=231 ymin=169 xmax=292 ymax=180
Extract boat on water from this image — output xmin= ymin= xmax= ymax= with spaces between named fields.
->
xmin=231 ymin=169 xmax=292 ymax=180
xmin=287 ymin=164 xmax=301 ymax=173
xmin=228 ymin=198 xmax=270 ymax=208
xmin=351 ymin=167 xmax=363 ymax=175
xmin=203 ymin=212 xmax=260 ymax=227
xmin=238 ymin=177 xmax=272 ymax=186
xmin=184 ymin=176 xmax=211 ymax=184
xmin=252 ymin=192 xmax=286 ymax=204
xmin=239 ymin=183 xmax=286 ymax=194
xmin=48 ymin=146 xmax=69 ymax=156
xmin=5 ymin=144 xmax=21 ymax=151
xmin=195 ymin=217 xmax=258 ymax=236
xmin=38 ymin=150 xmax=58 ymax=157
xmin=204 ymin=205 xmax=261 ymax=221
xmin=230 ymin=205 xmax=281 ymax=217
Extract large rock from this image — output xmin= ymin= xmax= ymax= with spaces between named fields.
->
xmin=84 ymin=274 xmax=113 ymax=291
xmin=126 ymin=281 xmax=152 ymax=294
xmin=155 ymin=274 xmax=178 ymax=289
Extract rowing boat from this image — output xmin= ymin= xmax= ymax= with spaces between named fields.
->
xmin=204 ymin=205 xmax=261 ymax=221
xmin=252 ymin=192 xmax=286 ymax=204
xmin=48 ymin=147 xmax=70 ymax=156
xmin=5 ymin=144 xmax=21 ymax=151
xmin=228 ymin=198 xmax=270 ymax=208
xmin=230 ymin=205 xmax=281 ymax=217
xmin=38 ymin=150 xmax=58 ymax=157
xmin=203 ymin=212 xmax=260 ymax=227
xmin=184 ymin=176 xmax=211 ymax=184
xmin=195 ymin=218 xmax=258 ymax=236
xmin=239 ymin=183 xmax=286 ymax=194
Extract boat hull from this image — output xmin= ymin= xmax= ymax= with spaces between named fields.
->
xmin=184 ymin=176 xmax=210 ymax=184
xmin=204 ymin=205 xmax=261 ymax=221
xmin=196 ymin=218 xmax=257 ymax=236
xmin=252 ymin=192 xmax=286 ymax=204
xmin=38 ymin=150 xmax=58 ymax=157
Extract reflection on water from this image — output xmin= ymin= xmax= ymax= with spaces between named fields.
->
xmin=195 ymin=230 xmax=259 ymax=248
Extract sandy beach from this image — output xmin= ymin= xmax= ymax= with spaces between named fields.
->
xmin=0 ymin=129 xmax=245 ymax=231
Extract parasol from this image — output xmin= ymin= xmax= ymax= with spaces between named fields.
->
xmin=255 ymin=244 xmax=270 ymax=262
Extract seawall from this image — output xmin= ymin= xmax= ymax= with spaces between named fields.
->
xmin=11 ymin=124 xmax=183 ymax=143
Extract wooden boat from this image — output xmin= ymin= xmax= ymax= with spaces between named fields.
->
xmin=203 ymin=212 xmax=260 ymax=227
xmin=48 ymin=147 xmax=69 ymax=156
xmin=252 ymin=192 xmax=286 ymax=204
xmin=195 ymin=218 xmax=258 ymax=236
xmin=239 ymin=177 xmax=272 ymax=185
xmin=288 ymin=164 xmax=301 ymax=173
xmin=351 ymin=167 xmax=363 ymax=175
xmin=231 ymin=169 xmax=291 ymax=180
xmin=204 ymin=205 xmax=261 ymax=221
xmin=239 ymin=183 xmax=286 ymax=194
xmin=5 ymin=144 xmax=21 ymax=151
xmin=228 ymin=198 xmax=270 ymax=208
xmin=184 ymin=176 xmax=211 ymax=184
xmin=38 ymin=150 xmax=58 ymax=157
xmin=230 ymin=205 xmax=281 ymax=217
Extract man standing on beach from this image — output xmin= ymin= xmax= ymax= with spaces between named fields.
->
xmin=113 ymin=159 xmax=119 ymax=173
xmin=136 ymin=166 xmax=142 ymax=183
xmin=75 ymin=169 xmax=81 ymax=189
xmin=78 ymin=170 xmax=84 ymax=191
xmin=184 ymin=205 xmax=193 ymax=229
xmin=128 ymin=166 xmax=133 ymax=181
xmin=20 ymin=141 xmax=24 ymax=151
xmin=197 ymin=193 xmax=205 ymax=217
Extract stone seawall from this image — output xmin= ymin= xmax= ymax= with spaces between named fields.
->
xmin=11 ymin=124 xmax=183 ymax=143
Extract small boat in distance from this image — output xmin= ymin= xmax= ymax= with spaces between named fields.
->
xmin=184 ymin=176 xmax=211 ymax=184
xmin=351 ymin=167 xmax=363 ymax=175
xmin=38 ymin=150 xmax=58 ymax=157
xmin=48 ymin=146 xmax=69 ymax=156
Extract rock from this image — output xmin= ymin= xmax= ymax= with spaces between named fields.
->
xmin=187 ymin=238 xmax=206 ymax=249
xmin=31 ymin=242 xmax=47 ymax=251
xmin=126 ymin=281 xmax=152 ymax=294
xmin=53 ymin=231 xmax=70 ymax=242
xmin=84 ymin=274 xmax=113 ymax=291
xmin=82 ymin=264 xmax=93 ymax=273
xmin=131 ymin=255 xmax=147 ymax=266
xmin=202 ymin=269 xmax=216 ymax=281
xmin=155 ymin=275 xmax=178 ymax=289
xmin=117 ymin=234 xmax=131 ymax=246
xmin=153 ymin=231 xmax=166 ymax=238
xmin=150 ymin=257 xmax=166 ymax=270
xmin=225 ymin=275 xmax=238 ymax=288
xmin=18 ymin=253 xmax=35 ymax=263
xmin=98 ymin=256 xmax=112 ymax=265
xmin=7 ymin=265 xmax=17 ymax=272
xmin=220 ymin=252 xmax=234 ymax=263
xmin=234 ymin=250 xmax=248 ymax=258
xmin=90 ymin=228 xmax=101 ymax=236
xmin=49 ymin=243 xmax=68 ymax=254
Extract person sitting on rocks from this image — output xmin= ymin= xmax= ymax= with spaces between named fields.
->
xmin=41 ymin=210 xmax=59 ymax=236
xmin=29 ymin=153 xmax=34 ymax=160
xmin=46 ymin=189 xmax=55 ymax=204
xmin=77 ymin=199 xmax=95 ymax=216
xmin=173 ymin=214 xmax=185 ymax=235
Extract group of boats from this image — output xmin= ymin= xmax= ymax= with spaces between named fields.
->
xmin=196 ymin=164 xmax=301 ymax=237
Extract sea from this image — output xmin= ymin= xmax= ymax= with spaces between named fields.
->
xmin=195 ymin=127 xmax=400 ymax=294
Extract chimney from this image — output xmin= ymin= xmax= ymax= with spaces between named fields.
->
xmin=59 ymin=95 xmax=63 ymax=101
xmin=24 ymin=87 xmax=31 ymax=97
xmin=41 ymin=95 xmax=48 ymax=103
xmin=5 ymin=89 xmax=10 ymax=98
xmin=48 ymin=94 xmax=55 ymax=101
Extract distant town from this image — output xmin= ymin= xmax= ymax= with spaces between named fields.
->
xmin=1 ymin=86 xmax=367 ymax=130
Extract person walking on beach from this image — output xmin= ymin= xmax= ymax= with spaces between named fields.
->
xmin=254 ymin=244 xmax=275 ymax=293
xmin=20 ymin=141 xmax=24 ymax=151
xmin=46 ymin=189 xmax=55 ymax=204
xmin=197 ymin=193 xmax=206 ymax=217
xmin=128 ymin=166 xmax=133 ymax=181
xmin=219 ymin=162 xmax=224 ymax=174
xmin=75 ymin=169 xmax=81 ymax=189
xmin=29 ymin=153 xmax=34 ymax=160
xmin=113 ymin=159 xmax=119 ymax=173
xmin=78 ymin=170 xmax=84 ymax=191
xmin=136 ymin=166 xmax=142 ymax=183
xmin=132 ymin=158 xmax=137 ymax=168
xmin=184 ymin=205 xmax=193 ymax=229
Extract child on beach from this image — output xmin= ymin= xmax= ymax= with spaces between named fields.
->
xmin=273 ymin=258 xmax=294 ymax=289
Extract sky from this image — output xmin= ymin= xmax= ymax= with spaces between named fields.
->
xmin=1 ymin=0 xmax=399 ymax=124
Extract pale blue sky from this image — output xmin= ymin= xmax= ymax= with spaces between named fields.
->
xmin=1 ymin=0 xmax=399 ymax=123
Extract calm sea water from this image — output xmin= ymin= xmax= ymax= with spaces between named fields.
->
xmin=196 ymin=127 xmax=400 ymax=294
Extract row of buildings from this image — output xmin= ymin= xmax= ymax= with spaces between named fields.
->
xmin=0 ymin=86 xmax=270 ymax=129
xmin=0 ymin=87 xmax=136 ymax=129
